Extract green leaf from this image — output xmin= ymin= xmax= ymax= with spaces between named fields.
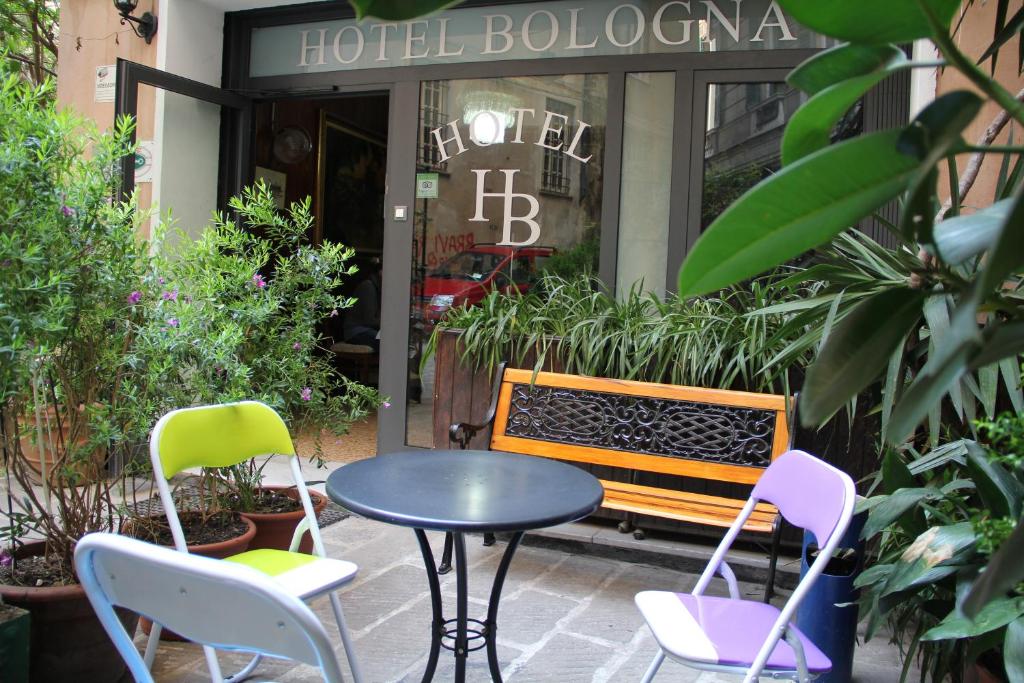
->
xmin=883 ymin=451 xmax=927 ymax=537
xmin=900 ymin=167 xmax=939 ymax=245
xmin=788 ymin=43 xmax=908 ymax=95
xmin=898 ymin=91 xmax=984 ymax=170
xmin=678 ymin=130 xmax=920 ymax=297
xmin=887 ymin=302 xmax=982 ymax=444
xmin=1006 ymin=617 xmax=1024 ymax=683
xmin=881 ymin=522 xmax=977 ymax=596
xmin=965 ymin=441 xmax=1024 ymax=519
xmin=979 ymin=190 xmax=1024 ymax=295
xmin=777 ymin=0 xmax=962 ymax=43
xmin=964 ymin=520 xmax=1024 ymax=617
xmin=978 ymin=6 xmax=1024 ymax=71
xmin=923 ymin=596 xmax=1024 ymax=640
xmin=969 ymin=321 xmax=1024 ymax=369
xmin=862 ymin=487 xmax=942 ymax=539
xmin=346 ymin=0 xmax=463 ymax=20
xmin=801 ymin=288 xmax=924 ymax=427
xmin=933 ymin=198 xmax=1014 ymax=264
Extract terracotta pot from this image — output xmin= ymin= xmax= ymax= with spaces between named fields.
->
xmin=0 ymin=541 xmax=139 ymax=683
xmin=17 ymin=407 xmax=100 ymax=486
xmin=126 ymin=513 xmax=256 ymax=642
xmin=239 ymin=486 xmax=327 ymax=554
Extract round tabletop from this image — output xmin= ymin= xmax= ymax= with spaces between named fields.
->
xmin=326 ymin=450 xmax=604 ymax=533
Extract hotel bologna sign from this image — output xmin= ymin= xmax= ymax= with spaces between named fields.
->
xmin=249 ymin=0 xmax=823 ymax=77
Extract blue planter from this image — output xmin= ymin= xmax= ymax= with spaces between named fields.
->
xmin=795 ymin=512 xmax=867 ymax=683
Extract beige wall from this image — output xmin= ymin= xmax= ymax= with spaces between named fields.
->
xmin=937 ymin=1 xmax=1024 ymax=210
xmin=56 ymin=0 xmax=158 ymax=232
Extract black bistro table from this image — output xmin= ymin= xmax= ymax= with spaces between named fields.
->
xmin=325 ymin=449 xmax=604 ymax=682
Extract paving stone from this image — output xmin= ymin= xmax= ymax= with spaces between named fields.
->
xmin=492 ymin=589 xmax=579 ymax=648
xmin=530 ymin=552 xmax=618 ymax=600
xmin=507 ymin=633 xmax=615 ymax=682
xmin=414 ymin=641 xmax=524 ymax=683
xmin=331 ymin=563 xmax=430 ymax=632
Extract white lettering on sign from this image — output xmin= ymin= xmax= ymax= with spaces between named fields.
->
xmin=298 ymin=28 xmax=328 ymax=66
xmin=273 ymin=2 xmax=801 ymax=75
xmin=470 ymin=170 xmax=542 ymax=247
xmin=752 ymin=1 xmax=795 ymax=42
xmin=653 ymin=2 xmax=694 ymax=46
xmin=430 ymin=110 xmax=596 ymax=248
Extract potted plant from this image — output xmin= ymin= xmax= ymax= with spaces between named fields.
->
xmin=119 ymin=182 xmax=382 ymax=552
xmin=0 ymin=70 xmax=148 ymax=681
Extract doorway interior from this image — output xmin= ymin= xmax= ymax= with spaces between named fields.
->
xmin=251 ymin=92 xmax=395 ymax=454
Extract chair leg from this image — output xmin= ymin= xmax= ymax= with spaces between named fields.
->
xmin=143 ymin=622 xmax=162 ymax=668
xmin=203 ymin=645 xmax=224 ymax=683
xmin=438 ymin=532 xmax=454 ymax=574
xmin=223 ymin=655 xmax=262 ymax=682
xmin=330 ymin=591 xmax=364 ymax=683
xmin=640 ymin=650 xmax=665 ymax=683
xmin=482 ymin=532 xmax=496 ymax=546
xmin=764 ymin=515 xmax=783 ymax=603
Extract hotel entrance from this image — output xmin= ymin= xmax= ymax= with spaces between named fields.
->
xmin=109 ymin=0 xmax=908 ymax=454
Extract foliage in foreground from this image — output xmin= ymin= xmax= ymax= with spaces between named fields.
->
xmin=672 ymin=0 xmax=1024 ymax=679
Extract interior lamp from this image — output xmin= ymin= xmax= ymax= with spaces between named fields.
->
xmin=113 ymin=0 xmax=158 ymax=44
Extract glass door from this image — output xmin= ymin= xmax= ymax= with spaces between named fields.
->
xmin=403 ymin=74 xmax=610 ymax=448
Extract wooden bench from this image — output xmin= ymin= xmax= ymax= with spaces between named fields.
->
xmin=445 ymin=363 xmax=793 ymax=600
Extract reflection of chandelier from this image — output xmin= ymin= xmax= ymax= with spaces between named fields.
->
xmin=460 ymin=90 xmax=521 ymax=130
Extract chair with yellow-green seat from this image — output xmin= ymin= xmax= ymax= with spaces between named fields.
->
xmin=146 ymin=401 xmax=362 ymax=683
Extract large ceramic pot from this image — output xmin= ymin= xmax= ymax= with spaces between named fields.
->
xmin=239 ymin=486 xmax=327 ymax=554
xmin=126 ymin=513 xmax=256 ymax=641
xmin=17 ymin=407 xmax=99 ymax=486
xmin=0 ymin=541 xmax=139 ymax=683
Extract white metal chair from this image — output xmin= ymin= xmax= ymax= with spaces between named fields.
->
xmin=635 ymin=449 xmax=856 ymax=682
xmin=75 ymin=532 xmax=348 ymax=683
xmin=145 ymin=401 xmax=362 ymax=682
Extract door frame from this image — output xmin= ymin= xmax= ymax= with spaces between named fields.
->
xmin=114 ymin=59 xmax=253 ymax=204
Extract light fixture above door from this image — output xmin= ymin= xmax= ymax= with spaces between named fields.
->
xmin=113 ymin=0 xmax=158 ymax=44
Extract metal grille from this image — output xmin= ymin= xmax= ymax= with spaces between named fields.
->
xmin=541 ymin=98 xmax=573 ymax=195
xmin=504 ymin=384 xmax=776 ymax=468
xmin=418 ymin=80 xmax=449 ymax=171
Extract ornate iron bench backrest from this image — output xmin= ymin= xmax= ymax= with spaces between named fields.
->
xmin=490 ymin=369 xmax=791 ymax=485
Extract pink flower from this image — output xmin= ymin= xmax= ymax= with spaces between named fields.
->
xmin=383 ymin=401 xmax=391 ymax=409
xmin=292 ymin=342 xmax=302 ymax=350
xmin=127 ymin=290 xmax=142 ymax=305
xmin=329 ymin=309 xmax=339 ymax=317
xmin=252 ymin=273 xmax=267 ymax=289
xmin=166 ymin=317 xmax=179 ymax=328
xmin=61 ymin=205 xmax=74 ymax=217
xmin=0 ymin=550 xmax=12 ymax=567
xmin=158 ymin=277 xmax=165 ymax=284
xmin=162 ymin=289 xmax=178 ymax=302
xmin=300 ymin=387 xmax=313 ymax=401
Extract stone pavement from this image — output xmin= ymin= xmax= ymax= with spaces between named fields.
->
xmin=146 ymin=513 xmax=913 ymax=683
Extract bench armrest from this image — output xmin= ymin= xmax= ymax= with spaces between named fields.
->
xmin=449 ymin=361 xmax=507 ymax=450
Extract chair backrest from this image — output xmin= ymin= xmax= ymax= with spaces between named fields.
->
xmin=74 ymin=533 xmax=345 ymax=683
xmin=149 ymin=401 xmax=326 ymax=555
xmin=751 ymin=449 xmax=852 ymax=548
xmin=151 ymin=401 xmax=295 ymax=477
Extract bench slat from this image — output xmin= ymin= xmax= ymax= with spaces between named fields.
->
xmin=600 ymin=480 xmax=777 ymax=532
xmin=502 ymin=368 xmax=788 ymax=411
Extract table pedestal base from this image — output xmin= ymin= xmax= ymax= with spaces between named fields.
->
xmin=413 ymin=529 xmax=523 ymax=683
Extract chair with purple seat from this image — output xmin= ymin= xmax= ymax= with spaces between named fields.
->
xmin=635 ymin=449 xmax=856 ymax=682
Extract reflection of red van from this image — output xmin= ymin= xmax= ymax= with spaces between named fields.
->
xmin=422 ymin=244 xmax=554 ymax=324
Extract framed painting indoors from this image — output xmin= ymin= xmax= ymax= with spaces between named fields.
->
xmin=316 ymin=112 xmax=387 ymax=252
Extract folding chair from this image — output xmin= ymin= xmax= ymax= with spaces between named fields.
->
xmin=75 ymin=533 xmax=348 ymax=683
xmin=635 ymin=450 xmax=856 ymax=682
xmin=145 ymin=401 xmax=362 ymax=682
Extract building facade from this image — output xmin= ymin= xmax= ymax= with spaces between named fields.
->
xmin=59 ymin=0 xmax=997 ymax=452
